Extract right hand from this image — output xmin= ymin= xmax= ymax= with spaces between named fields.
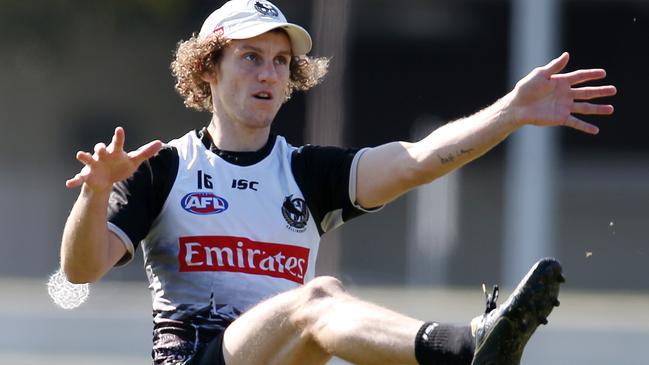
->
xmin=65 ymin=127 xmax=162 ymax=192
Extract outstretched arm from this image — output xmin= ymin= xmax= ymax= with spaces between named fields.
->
xmin=61 ymin=127 xmax=161 ymax=283
xmin=355 ymin=52 xmax=616 ymax=208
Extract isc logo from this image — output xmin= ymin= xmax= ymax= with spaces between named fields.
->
xmin=181 ymin=192 xmax=229 ymax=215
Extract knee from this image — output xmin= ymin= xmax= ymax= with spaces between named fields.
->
xmin=302 ymin=276 xmax=346 ymax=301
xmin=290 ymin=276 xmax=346 ymax=329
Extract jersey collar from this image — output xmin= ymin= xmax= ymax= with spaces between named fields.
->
xmin=197 ymin=127 xmax=277 ymax=167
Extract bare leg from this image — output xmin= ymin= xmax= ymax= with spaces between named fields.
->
xmin=223 ymin=276 xmax=424 ymax=365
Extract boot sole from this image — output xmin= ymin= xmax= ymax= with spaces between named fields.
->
xmin=471 ymin=258 xmax=564 ymax=365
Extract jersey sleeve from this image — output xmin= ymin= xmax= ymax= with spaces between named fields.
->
xmin=290 ymin=145 xmax=381 ymax=235
xmin=107 ymin=145 xmax=178 ymax=266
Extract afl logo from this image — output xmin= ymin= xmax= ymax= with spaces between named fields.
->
xmin=181 ymin=192 xmax=229 ymax=215
xmin=282 ymin=195 xmax=309 ymax=232
xmin=254 ymin=1 xmax=279 ymax=17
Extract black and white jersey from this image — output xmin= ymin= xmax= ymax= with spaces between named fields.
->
xmin=106 ymin=128 xmax=375 ymax=363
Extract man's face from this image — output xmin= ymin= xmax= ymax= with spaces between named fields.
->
xmin=211 ymin=31 xmax=292 ymax=131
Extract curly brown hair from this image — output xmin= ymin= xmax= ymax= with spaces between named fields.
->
xmin=171 ymin=31 xmax=329 ymax=112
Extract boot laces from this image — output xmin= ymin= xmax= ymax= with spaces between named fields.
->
xmin=482 ymin=283 xmax=499 ymax=314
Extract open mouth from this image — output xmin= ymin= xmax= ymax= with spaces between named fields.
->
xmin=253 ymin=92 xmax=273 ymax=100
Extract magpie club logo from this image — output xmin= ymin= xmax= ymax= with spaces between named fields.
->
xmin=281 ymin=195 xmax=309 ymax=232
xmin=254 ymin=1 xmax=279 ymax=17
xmin=181 ymin=192 xmax=229 ymax=215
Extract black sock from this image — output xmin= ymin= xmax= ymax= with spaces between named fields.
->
xmin=414 ymin=322 xmax=474 ymax=365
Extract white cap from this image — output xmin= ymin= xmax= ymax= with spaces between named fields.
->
xmin=199 ymin=0 xmax=312 ymax=56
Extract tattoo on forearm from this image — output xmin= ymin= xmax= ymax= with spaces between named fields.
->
xmin=438 ymin=148 xmax=475 ymax=164
xmin=439 ymin=154 xmax=455 ymax=164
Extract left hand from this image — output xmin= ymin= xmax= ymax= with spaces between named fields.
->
xmin=511 ymin=52 xmax=617 ymax=134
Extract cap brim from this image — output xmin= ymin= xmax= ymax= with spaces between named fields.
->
xmin=228 ymin=22 xmax=312 ymax=56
